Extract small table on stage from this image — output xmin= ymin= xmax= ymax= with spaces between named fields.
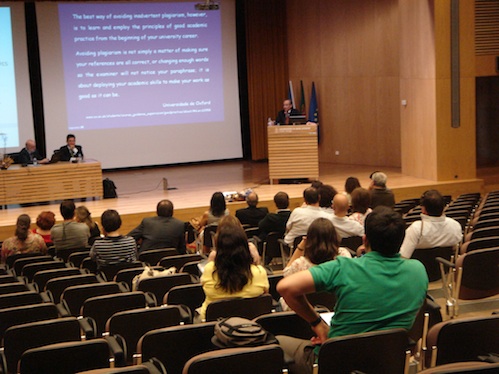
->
xmin=267 ymin=123 xmax=319 ymax=184
xmin=0 ymin=160 xmax=103 ymax=205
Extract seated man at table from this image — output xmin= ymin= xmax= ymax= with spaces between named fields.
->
xmin=58 ymin=134 xmax=84 ymax=161
xmin=18 ymin=139 xmax=49 ymax=164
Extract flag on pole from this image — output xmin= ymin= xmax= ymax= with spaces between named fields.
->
xmin=299 ymin=80 xmax=306 ymax=115
xmin=288 ymin=80 xmax=296 ymax=108
xmin=308 ymin=82 xmax=318 ymax=123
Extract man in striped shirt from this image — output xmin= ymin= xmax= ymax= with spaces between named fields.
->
xmin=90 ymin=209 xmax=137 ymax=269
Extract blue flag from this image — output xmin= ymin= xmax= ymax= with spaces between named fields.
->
xmin=308 ymin=82 xmax=318 ymax=123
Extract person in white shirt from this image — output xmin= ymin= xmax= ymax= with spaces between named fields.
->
xmin=284 ymin=187 xmax=330 ymax=246
xmin=400 ymin=189 xmax=463 ymax=258
xmin=331 ymin=194 xmax=364 ymax=239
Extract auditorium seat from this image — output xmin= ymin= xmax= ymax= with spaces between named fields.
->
xmin=164 ymin=283 xmax=205 ymax=317
xmin=158 ymin=254 xmax=203 ymax=272
xmin=105 ymin=305 xmax=184 ymax=363
xmin=205 ymin=293 xmax=273 ymax=322
xmin=45 ymin=273 xmax=100 ymax=303
xmin=0 ymin=291 xmax=44 ymax=310
xmin=2 ymin=317 xmax=91 ymax=373
xmin=411 ymin=246 xmax=456 ymax=282
xmin=425 ymin=314 xmax=499 ymax=368
xmin=316 ymin=328 xmax=410 ymax=374
xmin=18 ymin=339 xmax=125 ymax=373
xmin=182 ymin=344 xmax=284 ymax=374
xmin=81 ymin=291 xmax=154 ymax=336
xmin=68 ymin=250 xmax=91 ymax=268
xmin=21 ymin=260 xmax=67 ymax=282
xmin=5 ymin=253 xmax=47 ymax=271
xmin=11 ymin=255 xmax=53 ymax=276
xmin=60 ymin=282 xmax=126 ymax=316
xmin=254 ymin=311 xmax=315 ymax=340
xmin=138 ymin=248 xmax=178 ymax=266
xmin=136 ymin=272 xmax=194 ymax=303
xmin=32 ymin=267 xmax=83 ymax=291
xmin=137 ymin=322 xmax=218 ymax=374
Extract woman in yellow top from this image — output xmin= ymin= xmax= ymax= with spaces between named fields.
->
xmin=199 ymin=219 xmax=269 ymax=321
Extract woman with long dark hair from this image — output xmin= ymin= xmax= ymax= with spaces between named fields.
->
xmin=1 ymin=214 xmax=47 ymax=263
xmin=199 ymin=221 xmax=268 ymax=321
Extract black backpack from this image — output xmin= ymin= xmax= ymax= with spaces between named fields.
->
xmin=103 ymin=178 xmax=117 ymax=199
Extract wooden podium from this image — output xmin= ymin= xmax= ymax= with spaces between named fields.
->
xmin=267 ymin=123 xmax=319 ymax=184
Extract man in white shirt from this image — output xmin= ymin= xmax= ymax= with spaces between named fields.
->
xmin=284 ymin=187 xmax=330 ymax=246
xmin=400 ymin=189 xmax=463 ymax=258
xmin=330 ymin=194 xmax=364 ymax=239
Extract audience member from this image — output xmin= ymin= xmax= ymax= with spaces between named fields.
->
xmin=33 ymin=211 xmax=56 ymax=245
xmin=198 ymin=191 xmax=229 ymax=228
xmin=258 ymin=191 xmax=291 ymax=241
xmin=369 ymin=171 xmax=395 ymax=208
xmin=1 ymin=214 xmax=47 ymax=262
xmin=318 ymin=184 xmax=338 ymax=215
xmin=58 ymin=134 xmax=84 ymax=161
xmin=207 ymin=215 xmax=261 ymax=265
xmin=343 ymin=176 xmax=361 ymax=205
xmin=276 ymin=207 xmax=428 ymax=374
xmin=90 ymin=209 xmax=137 ymax=270
xmin=51 ymin=200 xmax=90 ymax=251
xmin=276 ymin=99 xmax=301 ymax=125
xmin=284 ymin=187 xmax=330 ymax=247
xmin=310 ymin=180 xmax=323 ymax=189
xmin=75 ymin=206 xmax=101 ymax=245
xmin=348 ymin=187 xmax=372 ymax=226
xmin=18 ymin=139 xmax=49 ymax=164
xmin=330 ymin=194 xmax=364 ymax=239
xmin=198 ymin=222 xmax=269 ymax=321
xmin=128 ymin=199 xmax=186 ymax=253
xmin=280 ymin=218 xmax=351 ymax=311
xmin=400 ymin=189 xmax=462 ymax=258
xmin=235 ymin=192 xmax=269 ymax=227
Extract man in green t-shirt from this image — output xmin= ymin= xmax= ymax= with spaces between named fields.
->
xmin=277 ymin=206 xmax=428 ymax=374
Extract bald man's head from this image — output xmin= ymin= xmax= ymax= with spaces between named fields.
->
xmin=246 ymin=192 xmax=258 ymax=207
xmin=333 ymin=194 xmax=349 ymax=216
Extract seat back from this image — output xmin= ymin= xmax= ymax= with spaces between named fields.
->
xmin=467 ymin=226 xmax=499 ymax=242
xmin=56 ymin=246 xmax=89 ymax=262
xmin=45 ymin=273 xmax=100 ymax=302
xmin=340 ymin=236 xmax=363 ymax=253
xmin=138 ymin=322 xmax=218 ymax=374
xmin=317 ymin=328 xmax=409 ymax=374
xmin=3 ymin=317 xmax=82 ymax=373
xmin=107 ymin=306 xmax=183 ymax=363
xmin=18 ymin=339 xmax=112 ymax=374
xmin=306 ymin=291 xmax=337 ymax=311
xmin=0 ymin=282 xmax=30 ymax=295
xmin=461 ymin=236 xmax=499 ymax=253
xmin=263 ymin=232 xmax=282 ymax=265
xmin=114 ymin=267 xmax=160 ymax=290
xmin=22 ymin=260 xmax=66 ymax=282
xmin=68 ymin=250 xmax=91 ymax=267
xmin=32 ymin=267 xmax=82 ymax=290
xmin=205 ymin=294 xmax=273 ymax=322
xmin=426 ymin=315 xmax=499 ymax=366
xmin=61 ymin=282 xmax=123 ymax=316
xmin=0 ymin=291 xmax=43 ymax=310
xmin=138 ymin=248 xmax=178 ymax=266
xmin=0 ymin=274 xmax=18 ymax=284
xmin=179 ymin=261 xmax=202 ymax=278
xmin=81 ymin=256 xmax=98 ymax=273
xmin=203 ymin=225 xmax=218 ymax=252
xmin=164 ymin=283 xmax=205 ymax=317
xmin=267 ymin=274 xmax=283 ymax=302
xmin=412 ymin=247 xmax=455 ymax=282
xmin=0 ymin=303 xmax=59 ymax=342
xmin=82 ymin=292 xmax=149 ymax=336
xmin=182 ymin=344 xmax=284 ymax=374
xmin=254 ymin=311 xmax=314 ymax=340
xmin=12 ymin=255 xmax=53 ymax=275
xmin=99 ymin=261 xmax=144 ymax=282
xmin=458 ymin=247 xmax=499 ymax=299
xmin=137 ymin=273 xmax=193 ymax=303
xmin=158 ymin=254 xmax=203 ymax=272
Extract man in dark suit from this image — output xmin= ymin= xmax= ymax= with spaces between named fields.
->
xmin=235 ymin=192 xmax=269 ymax=227
xmin=258 ymin=191 xmax=291 ymax=241
xmin=58 ymin=134 xmax=84 ymax=161
xmin=276 ymin=99 xmax=301 ymax=125
xmin=18 ymin=139 xmax=49 ymax=164
xmin=128 ymin=199 xmax=186 ymax=254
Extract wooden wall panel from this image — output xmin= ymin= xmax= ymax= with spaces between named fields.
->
xmin=287 ymin=0 xmax=401 ymax=168
xmin=244 ymin=0 xmax=288 ymax=160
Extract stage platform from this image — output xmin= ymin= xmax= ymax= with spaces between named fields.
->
xmin=0 ymin=161 xmax=487 ymax=240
